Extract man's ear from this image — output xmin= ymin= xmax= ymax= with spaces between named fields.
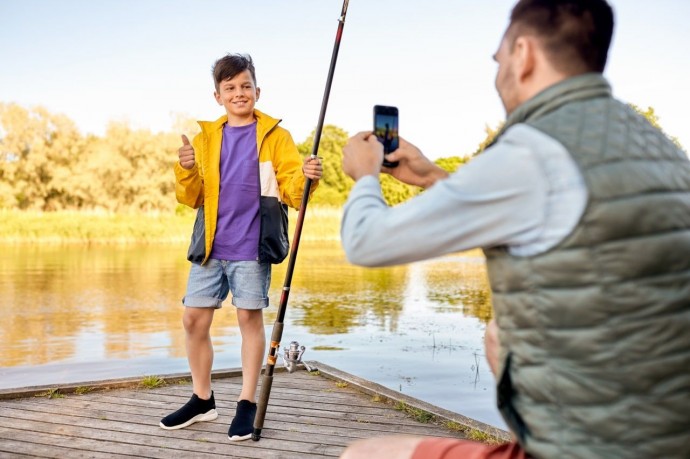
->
xmin=256 ymin=87 xmax=261 ymax=102
xmin=214 ymin=91 xmax=222 ymax=105
xmin=513 ymin=36 xmax=536 ymax=82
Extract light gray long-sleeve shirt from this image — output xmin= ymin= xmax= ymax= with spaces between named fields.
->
xmin=341 ymin=124 xmax=588 ymax=266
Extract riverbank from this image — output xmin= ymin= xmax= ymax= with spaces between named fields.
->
xmin=0 ymin=206 xmax=342 ymax=244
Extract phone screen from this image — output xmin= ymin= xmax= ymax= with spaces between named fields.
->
xmin=374 ymin=106 xmax=399 ymax=154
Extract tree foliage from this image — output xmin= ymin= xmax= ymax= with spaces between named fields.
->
xmin=472 ymin=122 xmax=504 ymax=157
xmin=629 ymin=104 xmax=684 ymax=151
xmin=3 ymin=102 xmax=680 ymax=213
xmin=297 ymin=124 xmax=353 ymax=206
xmin=434 ymin=156 xmax=466 ymax=173
xmin=0 ymin=103 xmax=178 ymax=212
xmin=296 ymin=124 xmax=421 ymax=207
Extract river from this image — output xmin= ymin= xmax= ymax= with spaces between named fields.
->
xmin=0 ymin=242 xmax=504 ymax=428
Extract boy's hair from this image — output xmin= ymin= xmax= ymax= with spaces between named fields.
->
xmin=508 ymin=0 xmax=614 ymax=75
xmin=212 ymin=54 xmax=257 ymax=91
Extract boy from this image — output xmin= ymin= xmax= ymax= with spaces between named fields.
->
xmin=160 ymin=54 xmax=322 ymax=441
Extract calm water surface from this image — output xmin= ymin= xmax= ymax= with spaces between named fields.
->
xmin=0 ymin=242 xmax=504 ymax=428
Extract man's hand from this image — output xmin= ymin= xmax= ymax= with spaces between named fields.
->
xmin=342 ymin=131 xmax=383 ymax=181
xmin=381 ymin=137 xmax=449 ymax=189
xmin=302 ymin=156 xmax=323 ymax=180
xmin=178 ymin=134 xmax=195 ymax=170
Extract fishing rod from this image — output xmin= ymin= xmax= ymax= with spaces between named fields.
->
xmin=252 ymin=0 xmax=350 ymax=442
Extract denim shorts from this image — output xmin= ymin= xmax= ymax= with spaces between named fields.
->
xmin=183 ymin=259 xmax=271 ymax=310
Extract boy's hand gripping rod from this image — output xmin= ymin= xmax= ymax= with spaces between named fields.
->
xmin=252 ymin=0 xmax=350 ymax=442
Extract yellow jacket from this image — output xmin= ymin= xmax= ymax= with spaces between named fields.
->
xmin=174 ymin=109 xmax=317 ymax=264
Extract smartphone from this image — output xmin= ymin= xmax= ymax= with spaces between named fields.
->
xmin=373 ymin=105 xmax=399 ymax=168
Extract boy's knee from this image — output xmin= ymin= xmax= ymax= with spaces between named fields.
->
xmin=183 ymin=308 xmax=213 ymax=334
xmin=237 ymin=308 xmax=263 ymax=324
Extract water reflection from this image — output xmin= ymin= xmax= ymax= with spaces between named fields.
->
xmin=0 ymin=242 xmax=502 ymax=427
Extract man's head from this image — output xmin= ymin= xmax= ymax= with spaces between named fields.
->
xmin=212 ymin=54 xmax=260 ymax=123
xmin=494 ymin=0 xmax=614 ymax=114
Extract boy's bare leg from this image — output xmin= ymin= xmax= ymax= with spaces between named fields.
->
xmin=236 ymin=308 xmax=265 ymax=402
xmin=183 ymin=307 xmax=215 ymax=399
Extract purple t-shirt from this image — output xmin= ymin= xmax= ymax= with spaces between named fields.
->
xmin=209 ymin=122 xmax=260 ymax=261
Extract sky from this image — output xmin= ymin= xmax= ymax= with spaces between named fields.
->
xmin=1 ymin=0 xmax=688 ymax=160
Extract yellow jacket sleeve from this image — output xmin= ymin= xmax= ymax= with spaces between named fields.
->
xmin=174 ymin=134 xmax=205 ymax=209
xmin=273 ymin=130 xmax=318 ymax=209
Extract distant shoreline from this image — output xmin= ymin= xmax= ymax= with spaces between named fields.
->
xmin=0 ymin=207 xmax=342 ymax=244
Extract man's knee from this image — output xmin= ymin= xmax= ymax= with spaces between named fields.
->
xmin=484 ymin=319 xmax=500 ymax=375
xmin=340 ymin=436 xmax=422 ymax=459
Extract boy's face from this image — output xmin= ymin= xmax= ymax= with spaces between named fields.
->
xmin=214 ymin=69 xmax=260 ymax=122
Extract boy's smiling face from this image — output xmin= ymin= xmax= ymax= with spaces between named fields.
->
xmin=214 ymin=69 xmax=260 ymax=125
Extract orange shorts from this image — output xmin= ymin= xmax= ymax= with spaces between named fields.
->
xmin=412 ymin=439 xmax=529 ymax=459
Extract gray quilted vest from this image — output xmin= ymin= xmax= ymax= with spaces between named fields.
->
xmin=484 ymin=74 xmax=690 ymax=458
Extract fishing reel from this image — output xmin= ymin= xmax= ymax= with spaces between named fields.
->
xmin=280 ymin=341 xmax=313 ymax=373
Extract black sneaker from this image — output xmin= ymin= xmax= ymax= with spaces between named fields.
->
xmin=159 ymin=392 xmax=218 ymax=430
xmin=227 ymin=399 xmax=257 ymax=441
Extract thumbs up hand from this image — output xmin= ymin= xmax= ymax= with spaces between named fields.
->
xmin=178 ymin=134 xmax=196 ymax=170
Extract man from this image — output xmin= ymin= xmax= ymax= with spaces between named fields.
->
xmin=339 ymin=1 xmax=690 ymax=458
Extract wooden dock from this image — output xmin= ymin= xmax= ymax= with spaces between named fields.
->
xmin=0 ymin=361 xmax=508 ymax=458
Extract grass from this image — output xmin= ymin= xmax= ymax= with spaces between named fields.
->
xmin=392 ymin=401 xmax=504 ymax=444
xmin=443 ymin=420 xmax=504 ymax=445
xmin=0 ymin=210 xmax=193 ymax=244
xmin=74 ymin=386 xmax=94 ymax=395
xmin=0 ymin=206 xmax=342 ymax=244
xmin=394 ymin=401 xmax=434 ymax=423
xmin=35 ymin=388 xmax=64 ymax=399
xmin=139 ymin=375 xmax=166 ymax=389
xmin=311 ymin=345 xmax=346 ymax=351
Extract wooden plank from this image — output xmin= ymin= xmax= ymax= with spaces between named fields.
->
xmin=0 ymin=362 xmax=508 ymax=457
xmin=0 ymin=434 xmax=121 ymax=459
xmin=4 ymin=395 xmax=456 ymax=441
xmin=0 ymin=417 xmax=340 ymax=458
xmin=309 ymin=360 xmax=511 ymax=442
xmin=0 ymin=404 xmax=437 ymax=450
xmin=93 ymin=390 xmax=416 ymax=420
xmin=0 ymin=367 xmax=245 ymax=401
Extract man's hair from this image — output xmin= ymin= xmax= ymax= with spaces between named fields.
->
xmin=508 ymin=0 xmax=614 ymax=74
xmin=212 ymin=54 xmax=257 ymax=91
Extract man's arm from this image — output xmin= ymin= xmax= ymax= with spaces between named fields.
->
xmin=341 ymin=135 xmax=549 ymax=266
xmin=342 ymin=132 xmax=449 ymax=189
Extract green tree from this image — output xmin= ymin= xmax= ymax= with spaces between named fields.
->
xmin=629 ymin=104 xmax=683 ymax=151
xmin=472 ymin=122 xmax=504 ymax=156
xmin=0 ymin=103 xmax=86 ymax=210
xmin=297 ymin=124 xmax=352 ymax=206
xmin=434 ymin=156 xmax=466 ymax=173
xmin=380 ymin=174 xmax=420 ymax=206
xmin=95 ymin=122 xmax=178 ymax=212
